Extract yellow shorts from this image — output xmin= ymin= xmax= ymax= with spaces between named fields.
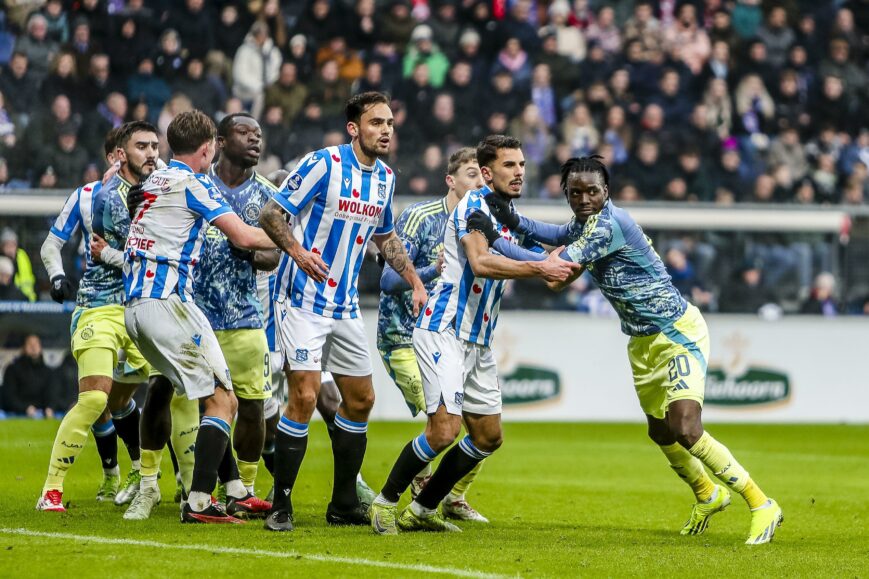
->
xmin=628 ymin=304 xmax=709 ymax=420
xmin=215 ymin=329 xmax=271 ymax=400
xmin=70 ymin=305 xmax=149 ymax=380
xmin=379 ymin=346 xmax=425 ymax=417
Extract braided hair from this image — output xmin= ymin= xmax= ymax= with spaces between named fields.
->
xmin=560 ymin=155 xmax=610 ymax=195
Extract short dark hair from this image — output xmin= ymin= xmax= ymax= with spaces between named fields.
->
xmin=345 ymin=91 xmax=390 ymax=124
xmin=475 ymin=134 xmax=521 ymax=169
xmin=117 ymin=120 xmax=158 ymax=149
xmin=560 ymin=155 xmax=610 ymax=193
xmin=167 ymin=110 xmax=216 ymax=155
xmin=103 ymin=126 xmax=122 ymax=158
xmin=447 ymin=147 xmax=477 ymax=175
xmin=217 ymin=112 xmax=256 ymax=138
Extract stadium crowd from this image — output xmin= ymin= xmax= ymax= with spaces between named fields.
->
xmin=0 ymin=0 xmax=867 ymax=315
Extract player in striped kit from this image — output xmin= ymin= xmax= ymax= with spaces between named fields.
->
xmin=369 ymin=135 xmax=581 ymax=534
xmin=36 ymin=123 xmax=159 ymax=512
xmin=122 ymin=111 xmax=277 ymax=524
xmin=258 ymin=92 xmax=427 ymax=531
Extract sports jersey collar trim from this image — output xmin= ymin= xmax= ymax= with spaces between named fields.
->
xmin=208 ymin=164 xmax=258 ymax=193
xmin=168 ymin=159 xmax=195 ymax=173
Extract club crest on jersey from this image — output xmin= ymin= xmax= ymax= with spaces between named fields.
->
xmin=287 ymin=173 xmax=303 ymax=190
xmin=243 ymin=202 xmax=261 ymax=221
xmin=295 ymin=348 xmax=308 ymax=362
xmin=377 ymin=182 xmax=387 ymax=200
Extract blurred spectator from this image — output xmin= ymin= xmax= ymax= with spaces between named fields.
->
xmin=1 ymin=335 xmax=56 ymax=418
xmin=348 ymin=0 xmax=378 ymax=52
xmin=105 ymin=16 xmax=148 ymax=79
xmin=216 ymin=4 xmax=250 ymax=59
xmin=701 ymin=78 xmax=733 ymax=138
xmin=157 ymin=93 xmax=194 ymax=137
xmin=316 ymin=37 xmax=364 ymax=84
xmin=262 ymin=105 xmax=291 ymax=167
xmin=718 ymin=260 xmax=779 ymax=313
xmin=585 ymin=6 xmax=621 ymax=58
xmin=167 ymin=0 xmax=214 ymax=59
xmin=651 ymin=68 xmax=691 ymax=125
xmin=665 ymin=247 xmax=713 ymax=310
xmin=81 ymin=53 xmax=117 ymax=110
xmin=35 ymin=127 xmax=89 ymax=189
xmin=41 ymin=0 xmax=70 ymax=45
xmin=675 ymin=148 xmax=714 ymax=201
xmin=232 ymin=21 xmax=282 ymax=118
xmin=1 ymin=229 xmax=35 ymax=302
xmin=379 ymin=0 xmax=416 ymax=47
xmin=755 ymin=5 xmax=794 ymax=69
xmin=41 ymin=51 xmax=82 ymax=111
xmin=127 ymin=58 xmax=170 ymax=125
xmin=154 ymin=29 xmax=186 ymax=83
xmin=622 ymin=0 xmax=662 ymax=62
xmin=0 ymin=52 xmax=39 ymax=126
xmin=800 ymin=272 xmax=839 ymax=315
xmin=403 ymin=25 xmax=450 ymax=89
xmin=497 ymin=0 xmax=540 ymax=57
xmin=734 ymin=74 xmax=775 ymax=138
xmin=265 ymin=62 xmax=308 ymax=128
xmin=81 ymin=91 xmax=126 ymax=160
xmin=623 ymin=135 xmax=670 ymax=199
xmin=663 ymin=3 xmax=711 ymax=75
xmin=173 ymin=58 xmax=223 ymax=119
xmin=561 ymin=102 xmax=599 ymax=158
xmin=546 ymin=2 xmax=586 ymax=62
xmin=818 ymin=38 xmax=866 ymax=105
xmin=428 ymin=0 xmax=461 ymax=51
xmin=65 ymin=19 xmax=100 ymax=76
xmin=0 ymin=256 xmax=26 ymax=301
xmin=14 ymin=13 xmax=59 ymax=83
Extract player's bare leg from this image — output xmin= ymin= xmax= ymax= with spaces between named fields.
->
xmin=265 ymin=369 xmax=322 ymax=531
xmin=667 ymin=400 xmax=782 ymax=543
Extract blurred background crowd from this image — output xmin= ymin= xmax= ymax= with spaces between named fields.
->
xmin=0 ymin=0 xmax=868 ymax=328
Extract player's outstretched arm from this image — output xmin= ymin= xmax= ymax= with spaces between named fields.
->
xmin=213 ymin=212 xmax=277 ymax=251
xmin=259 ymin=198 xmax=329 ymax=282
xmin=373 ymin=231 xmax=427 ymax=316
xmin=462 ymin=232 xmax=579 ymax=283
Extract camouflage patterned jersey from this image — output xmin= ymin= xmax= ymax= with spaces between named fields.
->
xmin=193 ymin=168 xmax=277 ymax=330
xmin=376 ymin=198 xmax=449 ymax=351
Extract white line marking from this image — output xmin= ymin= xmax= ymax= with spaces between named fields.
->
xmin=0 ymin=527 xmax=512 ymax=579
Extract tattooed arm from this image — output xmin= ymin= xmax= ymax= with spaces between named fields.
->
xmin=259 ymin=198 xmax=328 ymax=282
xmin=373 ymin=230 xmax=428 ymax=317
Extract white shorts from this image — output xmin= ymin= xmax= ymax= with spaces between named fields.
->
xmin=277 ymin=304 xmax=373 ymax=376
xmin=125 ymin=295 xmax=232 ymax=400
xmin=413 ymin=326 xmax=502 ymax=416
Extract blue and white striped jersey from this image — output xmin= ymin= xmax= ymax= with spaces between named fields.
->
xmin=194 ymin=168 xmax=276 ymax=330
xmin=272 ymin=143 xmax=396 ymax=319
xmin=123 ymin=159 xmax=232 ymax=302
xmin=256 ymin=272 xmax=279 ymax=352
xmin=50 ymin=176 xmax=132 ymax=309
xmin=415 ymin=187 xmax=544 ymax=347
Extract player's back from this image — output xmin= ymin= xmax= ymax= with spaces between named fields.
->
xmin=124 ymin=159 xmax=231 ymax=302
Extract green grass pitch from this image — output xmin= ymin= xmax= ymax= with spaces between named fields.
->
xmin=1 ymin=421 xmax=866 ymax=577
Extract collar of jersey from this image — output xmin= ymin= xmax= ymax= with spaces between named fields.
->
xmin=168 ymin=159 xmax=194 ymax=173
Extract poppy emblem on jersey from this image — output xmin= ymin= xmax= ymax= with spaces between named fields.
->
xmin=377 ymin=183 xmax=387 ymax=200
xmin=311 ymin=247 xmax=320 ymax=254
xmin=145 ymin=270 xmax=155 ymax=278
xmin=243 ymin=203 xmax=260 ymax=222
xmin=356 ymin=235 xmax=364 ymax=244
xmin=332 ymin=154 xmax=340 ymax=162
xmin=425 ymin=308 xmax=432 ymax=316
xmin=295 ymin=349 xmax=308 ymax=362
xmin=472 ymin=284 xmax=482 ymax=294
xmin=352 ymin=189 xmax=360 ymax=198
xmin=327 ymin=278 xmax=337 ymax=287
xmin=287 ymin=173 xmax=303 ymax=190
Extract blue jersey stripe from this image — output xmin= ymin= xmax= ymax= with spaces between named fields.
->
xmin=174 ymin=217 xmax=204 ymax=301
xmin=332 ymin=221 xmax=360 ymax=310
xmin=467 ymin=278 xmax=493 ymax=343
xmin=150 ymin=260 xmax=170 ymax=297
xmin=360 ymin=166 xmax=372 ymax=202
xmin=428 ymin=284 xmax=453 ymax=328
xmin=453 ymin=264 xmax=476 ymax=333
xmin=313 ymin=219 xmax=346 ymax=315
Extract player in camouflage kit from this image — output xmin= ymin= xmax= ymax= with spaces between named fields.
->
xmin=376 ymin=147 xmax=490 ymax=522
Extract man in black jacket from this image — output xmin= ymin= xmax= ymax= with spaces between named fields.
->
xmin=1 ymin=335 xmax=56 ymax=418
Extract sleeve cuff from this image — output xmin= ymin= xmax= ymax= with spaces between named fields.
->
xmin=50 ymin=226 xmax=70 ymax=241
xmin=273 ymin=194 xmax=302 ymax=216
xmin=204 ymin=205 xmax=233 ymax=223
xmin=374 ymin=224 xmax=394 ymax=236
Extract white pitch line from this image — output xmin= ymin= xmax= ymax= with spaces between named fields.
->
xmin=0 ymin=527 xmax=512 ymax=579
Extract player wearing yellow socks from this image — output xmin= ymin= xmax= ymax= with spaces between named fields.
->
xmin=485 ymin=156 xmax=783 ymax=545
xmin=36 ymin=122 xmax=160 ymax=511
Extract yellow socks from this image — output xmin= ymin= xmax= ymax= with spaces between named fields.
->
xmin=688 ymin=431 xmax=769 ymax=509
xmin=170 ymin=394 xmax=199 ymax=493
xmin=43 ymin=389 xmax=108 ymax=493
xmin=659 ymin=442 xmax=716 ymax=502
xmin=237 ymin=460 xmax=258 ymax=490
xmin=448 ymin=459 xmax=484 ymax=500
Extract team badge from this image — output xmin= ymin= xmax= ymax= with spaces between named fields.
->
xmin=80 ymin=326 xmax=94 ymax=341
xmin=295 ymin=348 xmax=308 ymax=362
xmin=377 ymin=183 xmax=387 ymax=200
xmin=454 ymin=392 xmax=464 ymax=405
xmin=243 ymin=202 xmax=261 ymax=221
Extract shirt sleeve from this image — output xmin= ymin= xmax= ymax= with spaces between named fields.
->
xmin=272 ymin=151 xmax=328 ymax=216
xmin=559 ymin=213 xmax=623 ymax=265
xmin=185 ymin=174 xmax=233 ymax=223
xmin=50 ymin=188 xmax=82 ymax=241
xmin=455 ymin=193 xmax=488 ymax=241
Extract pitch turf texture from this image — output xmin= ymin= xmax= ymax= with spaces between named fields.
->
xmin=1 ymin=421 xmax=866 ymax=577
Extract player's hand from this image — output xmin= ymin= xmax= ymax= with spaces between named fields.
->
xmin=434 ymin=250 xmax=444 ymax=275
xmin=228 ymin=241 xmax=254 ymax=263
xmin=102 ymin=160 xmax=121 ymax=185
xmin=127 ymin=183 xmax=145 ymax=220
xmin=290 ymin=246 xmax=330 ymax=283
xmin=483 ymin=192 xmax=519 ymax=230
xmin=466 ymin=211 xmax=500 ymax=247
xmin=90 ymin=233 xmax=108 ymax=263
xmin=536 ymin=246 xmax=583 ymax=283
xmin=411 ymin=282 xmax=428 ymax=318
xmin=49 ymin=275 xmax=74 ymax=304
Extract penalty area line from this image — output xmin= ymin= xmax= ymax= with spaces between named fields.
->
xmin=0 ymin=527 xmax=512 ymax=579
